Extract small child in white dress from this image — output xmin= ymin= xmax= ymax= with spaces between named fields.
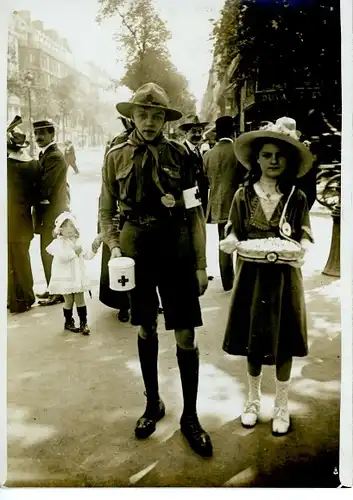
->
xmin=47 ymin=212 xmax=98 ymax=335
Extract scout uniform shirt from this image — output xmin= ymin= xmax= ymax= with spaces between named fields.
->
xmin=99 ymin=130 xmax=207 ymax=271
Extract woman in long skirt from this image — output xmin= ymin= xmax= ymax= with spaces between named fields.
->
xmin=7 ymin=117 xmax=39 ymax=313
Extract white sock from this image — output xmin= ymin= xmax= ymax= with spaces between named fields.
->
xmin=247 ymin=373 xmax=262 ymax=402
xmin=274 ymin=379 xmax=290 ymax=409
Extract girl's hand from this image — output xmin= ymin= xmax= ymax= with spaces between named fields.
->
xmin=74 ymin=244 xmax=82 ymax=256
xmin=220 ymin=234 xmax=239 ymax=254
xmin=290 ymin=243 xmax=308 ymax=268
xmin=91 ymin=235 xmax=103 ymax=253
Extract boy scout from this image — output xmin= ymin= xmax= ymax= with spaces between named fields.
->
xmin=99 ymin=83 xmax=213 ymax=457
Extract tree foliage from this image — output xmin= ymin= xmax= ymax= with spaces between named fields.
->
xmin=213 ymin=0 xmax=341 ymax=98
xmin=97 ymin=0 xmax=196 ymax=115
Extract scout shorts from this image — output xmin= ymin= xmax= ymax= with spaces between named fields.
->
xmin=119 ymin=220 xmax=203 ymax=330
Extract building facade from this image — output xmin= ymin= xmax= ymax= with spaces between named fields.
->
xmin=7 ymin=10 xmax=120 ymax=149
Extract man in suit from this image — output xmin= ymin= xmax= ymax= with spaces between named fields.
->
xmin=64 ymin=140 xmax=79 ymax=174
xmin=178 ymin=115 xmax=209 ymax=215
xmin=204 ymin=116 xmax=247 ymax=291
xmin=32 ymin=119 xmax=70 ymax=306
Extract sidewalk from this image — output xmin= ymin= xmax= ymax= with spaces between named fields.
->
xmin=6 ymin=212 xmax=341 ymax=487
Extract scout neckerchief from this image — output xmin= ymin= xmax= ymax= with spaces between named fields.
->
xmin=127 ymin=129 xmax=167 ymax=204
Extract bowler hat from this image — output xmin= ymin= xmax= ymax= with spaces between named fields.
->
xmin=116 ymin=83 xmax=182 ymax=122
xmin=33 ymin=119 xmax=56 ymax=130
xmin=215 ymin=116 xmax=235 ymax=134
xmin=234 ymin=117 xmax=313 ymax=178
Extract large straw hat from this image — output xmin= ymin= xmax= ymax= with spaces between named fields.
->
xmin=116 ymin=83 xmax=182 ymax=122
xmin=234 ymin=117 xmax=313 ymax=178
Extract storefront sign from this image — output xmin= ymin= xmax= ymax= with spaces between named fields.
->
xmin=255 ymin=88 xmax=321 ymax=103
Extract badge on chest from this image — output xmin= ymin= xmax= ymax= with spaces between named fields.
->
xmin=161 ymin=193 xmax=176 ymax=208
xmin=182 ymin=185 xmax=202 ymax=209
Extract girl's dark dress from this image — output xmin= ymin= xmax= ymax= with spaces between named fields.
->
xmin=8 ymin=157 xmax=39 ymax=313
xmin=222 ymin=185 xmax=313 ymax=364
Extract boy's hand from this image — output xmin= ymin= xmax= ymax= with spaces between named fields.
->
xmin=196 ymin=269 xmax=208 ymax=296
xmin=110 ymin=247 xmax=122 ymax=259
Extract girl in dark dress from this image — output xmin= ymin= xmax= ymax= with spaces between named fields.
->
xmin=220 ymin=117 xmax=314 ymax=436
xmin=7 ymin=117 xmax=39 ymax=313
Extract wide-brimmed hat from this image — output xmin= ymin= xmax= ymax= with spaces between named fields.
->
xmin=33 ymin=119 xmax=56 ymax=130
xmin=7 ymin=116 xmax=30 ymax=149
xmin=116 ymin=83 xmax=182 ymax=122
xmin=54 ymin=211 xmax=79 ymax=236
xmin=178 ymin=114 xmax=209 ymax=132
xmin=234 ymin=117 xmax=313 ymax=178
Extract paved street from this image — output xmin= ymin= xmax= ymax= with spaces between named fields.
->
xmin=6 ymin=148 xmax=341 ymax=487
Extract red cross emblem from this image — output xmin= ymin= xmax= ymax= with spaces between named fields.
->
xmin=118 ymin=275 xmax=129 ymax=287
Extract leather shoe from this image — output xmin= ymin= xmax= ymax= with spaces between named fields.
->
xmin=180 ymin=414 xmax=213 ymax=457
xmin=135 ymin=399 xmax=165 ymax=439
xmin=39 ymin=295 xmax=65 ymax=306
xmin=118 ymin=309 xmax=130 ymax=323
xmin=36 ymin=291 xmax=50 ymax=299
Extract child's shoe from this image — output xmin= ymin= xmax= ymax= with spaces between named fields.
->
xmin=241 ymin=399 xmax=261 ymax=428
xmin=77 ymin=306 xmax=90 ymax=335
xmin=63 ymin=308 xmax=79 ymax=332
xmin=241 ymin=373 xmax=262 ymax=428
xmin=272 ymin=406 xmax=291 ymax=435
xmin=272 ymin=379 xmax=291 ymax=436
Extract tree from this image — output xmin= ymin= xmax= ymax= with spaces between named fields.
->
xmin=51 ymin=74 xmax=79 ymax=142
xmin=7 ymin=69 xmax=53 ymax=129
xmin=96 ymin=0 xmax=196 ymax=115
xmin=213 ymin=0 xmax=341 ymax=98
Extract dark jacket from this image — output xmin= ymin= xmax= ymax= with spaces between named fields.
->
xmin=204 ymin=139 xmax=247 ymax=224
xmin=182 ymin=141 xmax=209 ymax=214
xmin=33 ymin=143 xmax=70 ymax=233
xmin=7 ymin=157 xmax=39 ymax=243
xmin=295 ymin=161 xmax=318 ymax=210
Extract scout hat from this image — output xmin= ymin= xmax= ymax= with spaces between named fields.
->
xmin=178 ymin=114 xmax=209 ymax=132
xmin=234 ymin=117 xmax=313 ymax=178
xmin=53 ymin=211 xmax=79 ymax=236
xmin=116 ymin=83 xmax=182 ymax=122
xmin=7 ymin=116 xmax=30 ymax=149
xmin=33 ymin=119 xmax=56 ymax=130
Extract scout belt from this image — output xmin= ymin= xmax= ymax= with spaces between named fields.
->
xmin=126 ymin=211 xmax=186 ymax=228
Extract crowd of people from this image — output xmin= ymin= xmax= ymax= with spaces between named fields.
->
xmin=8 ymin=81 xmax=317 ymax=458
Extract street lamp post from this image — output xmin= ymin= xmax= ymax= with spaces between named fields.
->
xmin=24 ymin=71 xmax=34 ymax=156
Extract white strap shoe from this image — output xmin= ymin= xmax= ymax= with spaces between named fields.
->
xmin=272 ymin=406 xmax=291 ymax=435
xmin=241 ymin=399 xmax=260 ymax=428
